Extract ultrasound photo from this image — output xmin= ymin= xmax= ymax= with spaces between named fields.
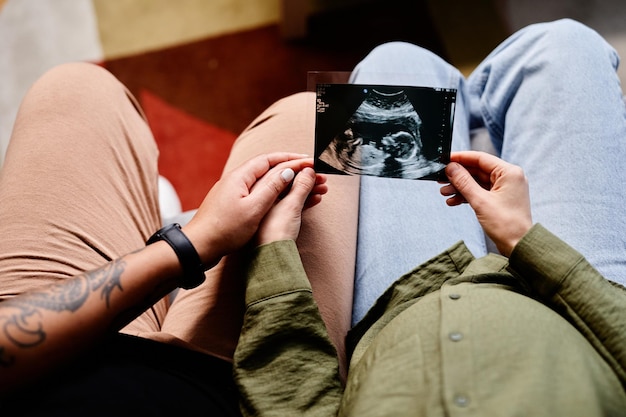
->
xmin=314 ymin=84 xmax=456 ymax=180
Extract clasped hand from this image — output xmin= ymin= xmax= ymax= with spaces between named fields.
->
xmin=441 ymin=151 xmax=533 ymax=257
xmin=183 ymin=153 xmax=328 ymax=265
xmin=183 ymin=150 xmax=532 ymax=266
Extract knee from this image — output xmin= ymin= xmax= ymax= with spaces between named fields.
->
xmin=540 ymin=19 xmax=605 ymax=46
xmin=23 ymin=62 xmax=143 ymax=123
xmin=357 ymin=41 xmax=443 ymax=68
xmin=352 ymin=42 xmax=457 ymax=85
xmin=246 ymin=92 xmax=314 ymax=129
xmin=276 ymin=91 xmax=315 ymax=111
xmin=26 ymin=63 xmax=131 ymax=112
xmin=31 ymin=62 xmax=119 ymax=95
xmin=364 ymin=41 xmax=427 ymax=59
xmin=528 ymin=19 xmax=618 ymax=67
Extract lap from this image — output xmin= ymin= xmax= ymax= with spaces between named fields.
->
xmin=349 ymin=20 xmax=626 ymax=320
xmin=348 ymin=42 xmax=487 ymax=324
xmin=467 ymin=19 xmax=626 ymax=285
xmin=162 ymin=93 xmax=359 ymax=369
xmin=0 ymin=62 xmax=166 ymax=334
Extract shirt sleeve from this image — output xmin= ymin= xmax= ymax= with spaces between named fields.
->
xmin=509 ymin=223 xmax=626 ymax=387
xmin=233 ymin=239 xmax=342 ymax=417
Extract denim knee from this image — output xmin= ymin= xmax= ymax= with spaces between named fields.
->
xmin=524 ymin=19 xmax=619 ymax=70
xmin=350 ymin=41 xmax=458 ymax=84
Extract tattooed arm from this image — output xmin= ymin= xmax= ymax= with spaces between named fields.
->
xmin=0 ymin=153 xmax=326 ymax=396
xmin=0 ymin=241 xmax=182 ymax=395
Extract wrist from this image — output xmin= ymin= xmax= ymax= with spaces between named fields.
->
xmin=499 ymin=222 xmax=533 ymax=257
xmin=181 ymin=224 xmax=223 ymax=268
xmin=147 ymin=224 xmax=220 ymax=289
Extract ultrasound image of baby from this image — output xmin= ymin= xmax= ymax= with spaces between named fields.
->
xmin=318 ymin=88 xmax=445 ymax=179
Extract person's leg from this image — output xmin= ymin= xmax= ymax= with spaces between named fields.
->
xmin=467 ymin=19 xmax=626 ymax=285
xmin=162 ymin=93 xmax=359 ymax=375
xmin=349 ymin=42 xmax=487 ymax=324
xmin=0 ymin=62 xmax=167 ymax=335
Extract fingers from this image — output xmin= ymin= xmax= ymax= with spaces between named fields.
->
xmin=185 ymin=153 xmax=325 ymax=260
xmin=255 ymin=168 xmax=327 ymax=245
xmin=450 ymin=151 xmax=501 ymax=172
xmin=440 ymin=184 xmax=467 ymax=206
xmin=304 ymin=174 xmax=329 ymax=209
xmin=442 ymin=162 xmax=486 ymax=207
xmin=220 ymin=151 xmax=325 ymax=219
xmin=246 ymin=157 xmax=329 ymax=217
xmin=259 ymin=160 xmax=313 ymax=197
xmin=273 ymin=168 xmax=327 ymax=211
xmin=451 ymin=152 xmax=496 ymax=185
xmin=233 ymin=152 xmax=313 ymax=189
xmin=443 ymin=151 xmax=533 ymax=256
xmin=443 ymin=151 xmax=520 ymax=205
xmin=284 ymin=167 xmax=318 ymax=206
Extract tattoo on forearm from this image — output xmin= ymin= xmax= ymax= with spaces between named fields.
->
xmin=0 ymin=258 xmax=127 ymax=367
xmin=88 ymin=258 xmax=125 ymax=308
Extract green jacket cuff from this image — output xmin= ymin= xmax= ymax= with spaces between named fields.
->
xmin=509 ymin=223 xmax=585 ymax=297
xmin=245 ymin=240 xmax=312 ymax=306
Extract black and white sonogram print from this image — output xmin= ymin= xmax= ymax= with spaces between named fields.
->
xmin=314 ymin=84 xmax=456 ymax=181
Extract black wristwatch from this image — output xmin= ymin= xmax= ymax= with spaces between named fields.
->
xmin=146 ymin=223 xmax=213 ymax=289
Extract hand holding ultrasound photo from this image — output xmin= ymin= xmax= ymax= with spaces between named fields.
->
xmin=314 ymin=83 xmax=456 ymax=181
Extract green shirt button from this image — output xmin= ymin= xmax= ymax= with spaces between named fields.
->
xmin=449 ymin=331 xmax=464 ymax=342
xmin=454 ymin=394 xmax=470 ymax=407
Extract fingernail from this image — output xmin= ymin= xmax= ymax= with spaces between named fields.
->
xmin=446 ymin=162 xmax=460 ymax=176
xmin=281 ymin=168 xmax=295 ymax=182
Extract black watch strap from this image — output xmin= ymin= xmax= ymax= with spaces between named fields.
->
xmin=146 ymin=223 xmax=207 ymax=289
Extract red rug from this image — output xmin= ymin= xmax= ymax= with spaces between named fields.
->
xmin=140 ymin=90 xmax=238 ymax=210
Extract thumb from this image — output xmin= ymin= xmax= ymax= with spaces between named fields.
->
xmin=252 ymin=166 xmax=296 ymax=209
xmin=283 ymin=168 xmax=316 ymax=206
xmin=446 ymin=162 xmax=484 ymax=206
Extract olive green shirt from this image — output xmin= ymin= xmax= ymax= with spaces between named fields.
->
xmin=234 ymin=224 xmax=626 ymax=416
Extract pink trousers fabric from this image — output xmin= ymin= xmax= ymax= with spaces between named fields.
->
xmin=0 ymin=63 xmax=358 ymax=366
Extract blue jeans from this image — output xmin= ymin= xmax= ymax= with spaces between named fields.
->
xmin=351 ymin=19 xmax=626 ymax=324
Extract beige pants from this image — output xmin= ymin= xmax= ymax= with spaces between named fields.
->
xmin=0 ymin=63 xmax=357 ymax=368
